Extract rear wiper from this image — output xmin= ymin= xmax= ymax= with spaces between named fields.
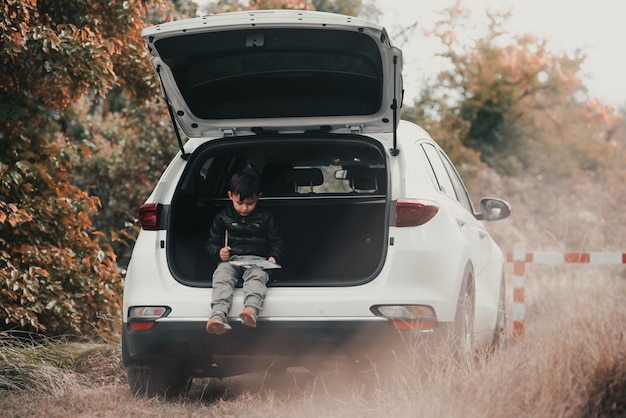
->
xmin=304 ymin=125 xmax=332 ymax=135
xmin=251 ymin=127 xmax=279 ymax=136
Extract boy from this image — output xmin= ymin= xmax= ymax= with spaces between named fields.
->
xmin=204 ymin=168 xmax=284 ymax=335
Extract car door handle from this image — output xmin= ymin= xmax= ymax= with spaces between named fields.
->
xmin=478 ymin=230 xmax=488 ymax=240
xmin=455 ymin=217 xmax=467 ymax=228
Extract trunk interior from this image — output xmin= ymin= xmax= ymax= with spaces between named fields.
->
xmin=166 ymin=135 xmax=389 ymax=287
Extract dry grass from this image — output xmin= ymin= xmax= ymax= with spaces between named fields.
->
xmin=2 ymin=267 xmax=625 ymax=417
xmin=0 ymin=335 xmax=125 ymax=393
xmin=3 ymin=173 xmax=626 ymax=416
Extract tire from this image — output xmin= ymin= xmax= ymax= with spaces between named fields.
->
xmin=454 ymin=277 xmax=475 ymax=365
xmin=127 ymin=360 xmax=192 ymax=399
xmin=491 ymin=274 xmax=507 ymax=352
xmin=122 ymin=330 xmax=192 ymax=398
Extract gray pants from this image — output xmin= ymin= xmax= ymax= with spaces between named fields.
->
xmin=211 ymin=262 xmax=269 ymax=314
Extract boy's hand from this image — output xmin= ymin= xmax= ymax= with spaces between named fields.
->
xmin=219 ymin=246 xmax=231 ymax=262
xmin=268 ymin=256 xmax=277 ymax=264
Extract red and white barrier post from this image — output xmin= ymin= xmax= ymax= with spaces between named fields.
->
xmin=511 ymin=243 xmax=527 ymax=338
xmin=506 ymin=245 xmax=626 ymax=338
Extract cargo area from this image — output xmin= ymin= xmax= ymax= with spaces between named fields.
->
xmin=166 ymin=135 xmax=389 ymax=286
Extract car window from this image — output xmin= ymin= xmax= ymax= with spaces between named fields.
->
xmin=191 ymin=140 xmax=387 ymax=199
xmin=421 ymin=143 xmax=457 ymax=201
xmin=262 ymin=163 xmax=385 ymax=195
xmin=439 ymin=151 xmax=474 ymax=213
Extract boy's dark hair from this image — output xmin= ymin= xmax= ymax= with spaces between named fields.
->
xmin=229 ymin=168 xmax=261 ymax=200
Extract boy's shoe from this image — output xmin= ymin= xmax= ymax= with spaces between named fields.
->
xmin=206 ymin=311 xmax=232 ymax=335
xmin=239 ymin=306 xmax=258 ymax=328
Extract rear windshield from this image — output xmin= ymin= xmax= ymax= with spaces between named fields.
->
xmin=181 ymin=136 xmax=387 ymax=200
xmin=155 ymin=29 xmax=383 ymax=119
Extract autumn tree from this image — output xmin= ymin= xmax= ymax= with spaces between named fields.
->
xmin=402 ymin=86 xmax=485 ymax=192
xmin=63 ymin=99 xmax=180 ymax=268
xmin=406 ymin=3 xmax=623 ymax=178
xmin=0 ymin=0 xmax=169 ymax=337
xmin=65 ymin=1 xmax=196 ymax=267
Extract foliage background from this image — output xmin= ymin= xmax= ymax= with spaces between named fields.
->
xmin=0 ymin=0 xmax=173 ymax=337
xmin=1 ymin=0 xmax=624 ymax=338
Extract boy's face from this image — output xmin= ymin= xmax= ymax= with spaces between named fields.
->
xmin=227 ymin=192 xmax=260 ymax=217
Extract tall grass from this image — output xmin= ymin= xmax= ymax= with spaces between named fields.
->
xmin=0 ymin=334 xmax=80 ymax=392
xmin=0 ymin=334 xmax=124 ymax=392
xmin=2 ymin=267 xmax=624 ymax=417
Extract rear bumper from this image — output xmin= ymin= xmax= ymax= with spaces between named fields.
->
xmin=122 ymin=318 xmax=452 ymax=376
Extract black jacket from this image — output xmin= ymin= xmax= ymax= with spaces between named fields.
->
xmin=205 ymin=205 xmax=284 ymax=263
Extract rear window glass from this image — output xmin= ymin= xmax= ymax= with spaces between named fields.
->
xmin=262 ymin=164 xmax=385 ymax=195
xmin=184 ymin=137 xmax=387 ymax=199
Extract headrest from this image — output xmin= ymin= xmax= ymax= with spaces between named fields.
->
xmin=345 ymin=167 xmax=385 ymax=192
xmin=261 ymin=164 xmax=323 ymax=195
xmin=261 ymin=163 xmax=294 ymax=195
xmin=287 ymin=168 xmax=324 ymax=187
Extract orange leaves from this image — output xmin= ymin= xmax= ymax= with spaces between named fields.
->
xmin=1 ymin=0 xmax=36 ymax=54
xmin=0 ymin=140 xmax=119 ymax=338
xmin=75 ymin=26 xmax=97 ymax=43
xmin=411 ymin=3 xmax=626 ymax=178
xmin=104 ymin=38 xmax=123 ymax=56
xmin=0 ymin=202 xmax=33 ymax=228
xmin=0 ymin=0 xmax=172 ymax=339
xmin=0 ymin=233 xmax=124 ymax=337
xmin=1 ymin=0 xmax=167 ymax=113
xmin=77 ymin=211 xmax=91 ymax=228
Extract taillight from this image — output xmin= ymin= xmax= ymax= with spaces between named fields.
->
xmin=395 ymin=199 xmax=439 ymax=227
xmin=371 ymin=305 xmax=438 ymax=332
xmin=128 ymin=306 xmax=169 ymax=331
xmin=137 ymin=203 xmax=159 ymax=231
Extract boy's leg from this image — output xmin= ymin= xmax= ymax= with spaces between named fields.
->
xmin=210 ymin=262 xmax=241 ymax=313
xmin=239 ymin=268 xmax=269 ymax=328
xmin=241 ymin=267 xmax=270 ymax=311
xmin=207 ymin=263 xmax=242 ymax=334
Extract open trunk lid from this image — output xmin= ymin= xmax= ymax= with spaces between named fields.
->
xmin=142 ymin=10 xmax=403 ymax=139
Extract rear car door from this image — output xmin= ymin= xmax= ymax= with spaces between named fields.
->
xmin=436 ymin=150 xmax=499 ymax=335
xmin=420 ymin=144 xmax=484 ymax=274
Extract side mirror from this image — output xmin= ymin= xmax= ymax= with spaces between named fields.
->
xmin=478 ymin=197 xmax=511 ymax=221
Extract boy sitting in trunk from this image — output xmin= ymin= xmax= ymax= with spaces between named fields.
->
xmin=204 ymin=168 xmax=284 ymax=334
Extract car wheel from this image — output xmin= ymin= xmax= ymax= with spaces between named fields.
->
xmin=454 ymin=278 xmax=475 ymax=365
xmin=491 ymin=274 xmax=507 ymax=352
xmin=127 ymin=360 xmax=192 ymax=399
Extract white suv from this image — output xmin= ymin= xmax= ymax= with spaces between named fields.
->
xmin=122 ymin=10 xmax=511 ymax=397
